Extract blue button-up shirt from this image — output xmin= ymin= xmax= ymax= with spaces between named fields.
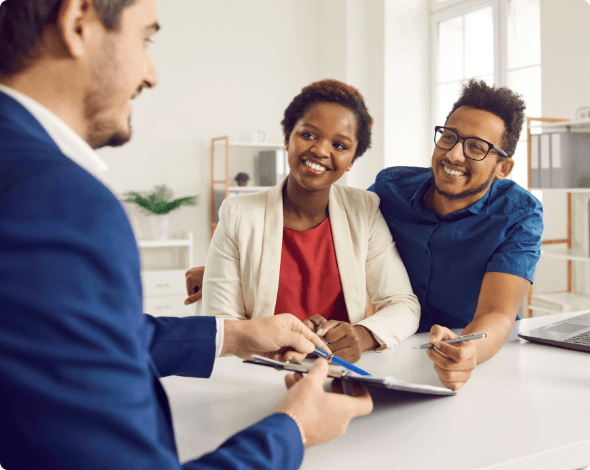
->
xmin=369 ymin=167 xmax=543 ymax=333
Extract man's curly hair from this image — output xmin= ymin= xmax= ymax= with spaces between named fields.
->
xmin=446 ymin=79 xmax=526 ymax=159
xmin=281 ymin=79 xmax=373 ymax=160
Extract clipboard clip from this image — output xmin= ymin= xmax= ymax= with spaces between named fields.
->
xmin=244 ymin=355 xmax=348 ymax=378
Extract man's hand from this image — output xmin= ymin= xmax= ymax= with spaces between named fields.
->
xmin=276 ymin=359 xmax=373 ymax=447
xmin=316 ymin=320 xmax=379 ymax=363
xmin=426 ymin=325 xmax=477 ymax=391
xmin=184 ymin=266 xmax=204 ymax=305
xmin=221 ymin=314 xmax=329 ymax=362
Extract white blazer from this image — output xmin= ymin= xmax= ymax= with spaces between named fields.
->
xmin=201 ymin=178 xmax=420 ymax=349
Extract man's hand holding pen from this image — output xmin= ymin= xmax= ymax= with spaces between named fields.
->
xmin=221 ymin=313 xmax=373 ymax=448
xmin=426 ymin=325 xmax=478 ymax=391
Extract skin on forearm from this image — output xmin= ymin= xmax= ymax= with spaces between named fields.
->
xmin=354 ymin=325 xmax=379 ymax=351
xmin=461 ymin=311 xmax=515 ymax=364
xmin=461 ymin=271 xmax=531 ymax=364
xmin=220 ymin=319 xmax=240 ymax=356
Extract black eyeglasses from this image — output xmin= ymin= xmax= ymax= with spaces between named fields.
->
xmin=434 ymin=126 xmax=508 ymax=161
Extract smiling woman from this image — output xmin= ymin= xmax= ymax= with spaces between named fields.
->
xmin=199 ymin=79 xmax=421 ymax=364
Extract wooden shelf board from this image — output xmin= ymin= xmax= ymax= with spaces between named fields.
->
xmin=529 ymin=188 xmax=590 ymax=193
xmin=228 ymin=186 xmax=272 ymax=193
xmin=531 ymin=292 xmax=590 ymax=313
xmin=212 ymin=141 xmax=284 ymax=148
xmin=541 ymin=246 xmax=590 ymax=262
xmin=141 ymin=269 xmax=187 ymax=276
xmin=528 ymin=118 xmax=590 ymax=130
xmin=138 ymin=239 xmax=192 ymax=248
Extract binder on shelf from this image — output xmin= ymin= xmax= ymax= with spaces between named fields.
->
xmin=530 ymin=134 xmax=540 ymax=188
xmin=530 ymin=131 xmax=590 ymax=189
xmin=550 ymin=133 xmax=564 ymax=188
xmin=539 ymin=134 xmax=551 ymax=188
xmin=554 ymin=132 xmax=590 ymax=188
xmin=255 ymin=150 xmax=288 ymax=187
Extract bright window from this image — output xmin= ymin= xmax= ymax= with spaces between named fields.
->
xmin=431 ymin=0 xmax=541 ymax=189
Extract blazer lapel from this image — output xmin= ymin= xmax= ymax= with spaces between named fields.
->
xmin=329 ymin=185 xmax=365 ymax=323
xmin=252 ymin=178 xmax=287 ymax=317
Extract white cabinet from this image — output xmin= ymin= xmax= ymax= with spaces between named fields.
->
xmin=527 ymin=118 xmax=590 ymax=316
xmin=138 ymin=233 xmax=193 ymax=317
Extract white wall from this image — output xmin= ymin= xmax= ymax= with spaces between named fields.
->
xmin=98 ymin=0 xmax=320 ymax=265
xmin=97 ymin=0 xmax=432 ymax=261
xmin=384 ymin=0 xmax=431 ymax=170
xmin=534 ymin=0 xmax=590 ymax=297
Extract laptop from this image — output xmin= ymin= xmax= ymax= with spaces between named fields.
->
xmin=518 ymin=312 xmax=590 ymax=352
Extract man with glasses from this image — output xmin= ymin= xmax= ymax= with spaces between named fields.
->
xmin=370 ymin=79 xmax=543 ymax=391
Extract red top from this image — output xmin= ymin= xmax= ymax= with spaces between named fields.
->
xmin=274 ymin=218 xmax=349 ymax=323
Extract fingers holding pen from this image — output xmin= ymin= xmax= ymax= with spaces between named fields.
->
xmin=303 ymin=314 xmax=329 ymax=334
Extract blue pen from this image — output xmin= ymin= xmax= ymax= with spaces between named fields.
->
xmin=314 ymin=347 xmax=371 ymax=376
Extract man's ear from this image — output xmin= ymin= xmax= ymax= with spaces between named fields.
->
xmin=494 ymin=157 xmax=515 ymax=180
xmin=56 ymin=0 xmax=100 ymax=58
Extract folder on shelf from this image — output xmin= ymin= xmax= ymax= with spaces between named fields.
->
xmin=539 ymin=133 xmax=551 ymax=188
xmin=530 ymin=134 xmax=540 ymax=188
xmin=550 ymin=133 xmax=564 ymax=188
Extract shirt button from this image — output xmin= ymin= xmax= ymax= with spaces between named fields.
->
xmin=424 ymin=249 xmax=428 ymax=254
xmin=421 ymin=284 xmax=426 ymax=290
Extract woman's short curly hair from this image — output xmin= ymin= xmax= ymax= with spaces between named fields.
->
xmin=446 ymin=79 xmax=526 ymax=159
xmin=281 ymin=79 xmax=373 ymax=159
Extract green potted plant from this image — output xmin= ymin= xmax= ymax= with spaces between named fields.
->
xmin=124 ymin=185 xmax=197 ymax=240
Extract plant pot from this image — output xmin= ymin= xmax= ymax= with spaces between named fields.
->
xmin=149 ymin=214 xmax=171 ymax=240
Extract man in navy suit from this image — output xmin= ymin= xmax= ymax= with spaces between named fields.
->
xmin=0 ymin=1 xmax=372 ymax=469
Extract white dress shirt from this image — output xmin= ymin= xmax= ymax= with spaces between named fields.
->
xmin=0 ymin=84 xmax=224 ymax=357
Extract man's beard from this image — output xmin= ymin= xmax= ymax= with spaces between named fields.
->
xmin=83 ymin=35 xmax=131 ymax=150
xmin=85 ymin=107 xmax=132 ymax=150
xmin=432 ymin=162 xmax=497 ymax=201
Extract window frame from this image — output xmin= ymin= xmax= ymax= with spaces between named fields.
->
xmin=430 ymin=0 xmax=502 ymax=131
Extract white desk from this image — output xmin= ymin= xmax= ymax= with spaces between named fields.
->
xmin=161 ymin=311 xmax=590 ymax=469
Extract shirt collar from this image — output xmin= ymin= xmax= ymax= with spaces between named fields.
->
xmin=411 ymin=169 xmax=491 ymax=218
xmin=0 ymin=84 xmax=108 ymax=178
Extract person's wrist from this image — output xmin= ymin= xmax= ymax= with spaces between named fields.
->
xmin=354 ymin=325 xmax=379 ymax=351
xmin=220 ymin=319 xmax=237 ymax=356
xmin=280 ymin=411 xmax=307 ymax=447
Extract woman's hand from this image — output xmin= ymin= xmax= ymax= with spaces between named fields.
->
xmin=184 ymin=266 xmax=204 ymax=305
xmin=303 ymin=314 xmax=328 ymax=334
xmin=318 ymin=321 xmax=378 ymax=363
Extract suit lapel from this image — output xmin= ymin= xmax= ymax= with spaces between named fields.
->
xmin=329 ymin=186 xmax=364 ymax=323
xmin=252 ymin=178 xmax=287 ymax=317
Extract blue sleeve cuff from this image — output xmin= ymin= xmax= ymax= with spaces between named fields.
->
xmin=187 ymin=413 xmax=304 ymax=470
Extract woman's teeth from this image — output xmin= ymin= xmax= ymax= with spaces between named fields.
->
xmin=305 ymin=160 xmax=327 ymax=174
xmin=443 ymin=165 xmax=465 ymax=177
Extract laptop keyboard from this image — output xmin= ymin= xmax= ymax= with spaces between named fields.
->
xmin=564 ymin=333 xmax=590 ymax=346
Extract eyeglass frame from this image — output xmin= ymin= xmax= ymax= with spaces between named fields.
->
xmin=434 ymin=126 xmax=508 ymax=161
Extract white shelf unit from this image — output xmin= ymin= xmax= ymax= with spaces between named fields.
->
xmin=210 ymin=136 xmax=284 ymax=237
xmin=526 ymin=117 xmax=590 ymax=317
xmin=138 ymin=232 xmax=193 ymax=317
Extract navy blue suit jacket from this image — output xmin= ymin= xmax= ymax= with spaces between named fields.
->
xmin=0 ymin=92 xmax=303 ymax=469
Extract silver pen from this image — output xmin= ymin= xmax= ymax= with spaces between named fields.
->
xmin=414 ymin=333 xmax=487 ymax=350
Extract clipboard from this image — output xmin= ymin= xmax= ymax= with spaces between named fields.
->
xmin=244 ymin=355 xmax=456 ymax=397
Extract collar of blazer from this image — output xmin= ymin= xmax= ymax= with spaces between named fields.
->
xmin=253 ymin=177 xmax=366 ymax=323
